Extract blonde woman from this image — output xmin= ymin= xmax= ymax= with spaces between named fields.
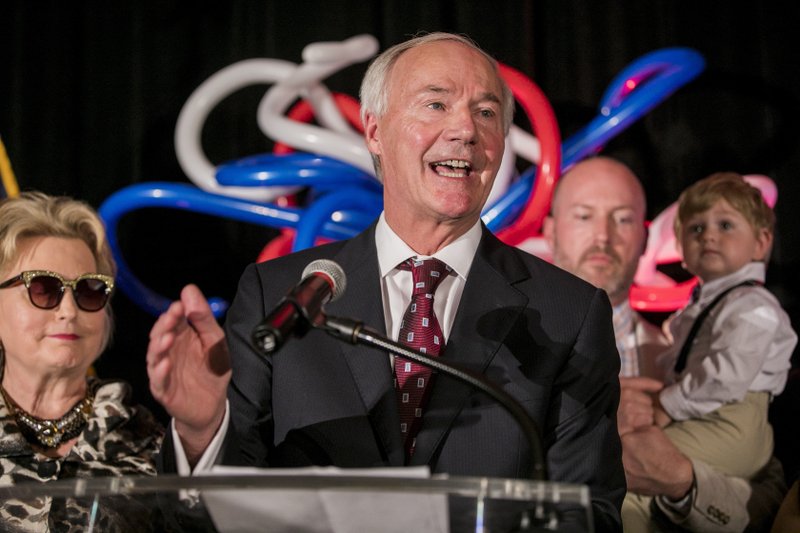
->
xmin=0 ymin=192 xmax=163 ymax=529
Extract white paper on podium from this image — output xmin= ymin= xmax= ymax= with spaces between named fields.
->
xmin=201 ymin=465 xmax=448 ymax=533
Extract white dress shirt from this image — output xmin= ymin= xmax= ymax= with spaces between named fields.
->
xmin=612 ymin=300 xmax=640 ymax=378
xmin=175 ymin=213 xmax=484 ymax=474
xmin=657 ymin=262 xmax=797 ymax=420
xmin=375 ymin=212 xmax=482 ymax=345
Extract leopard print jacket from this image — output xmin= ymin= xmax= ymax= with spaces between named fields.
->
xmin=0 ymin=377 xmax=165 ymax=532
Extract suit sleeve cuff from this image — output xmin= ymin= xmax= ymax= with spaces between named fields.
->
xmin=654 ymin=458 xmax=750 ymax=531
xmin=655 ymin=475 xmax=696 ymax=517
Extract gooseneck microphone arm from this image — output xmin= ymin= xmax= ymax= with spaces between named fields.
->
xmin=319 ymin=314 xmax=548 ymax=481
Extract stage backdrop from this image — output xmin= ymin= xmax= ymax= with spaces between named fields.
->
xmin=3 ymin=1 xmax=799 ymax=423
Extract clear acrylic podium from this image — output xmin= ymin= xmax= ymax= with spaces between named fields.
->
xmin=0 ymin=470 xmax=593 ymax=532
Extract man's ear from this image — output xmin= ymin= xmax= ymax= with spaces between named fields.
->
xmin=363 ymin=111 xmax=381 ymax=156
xmin=641 ymin=223 xmax=650 ymax=257
xmin=542 ymin=215 xmax=555 ymax=248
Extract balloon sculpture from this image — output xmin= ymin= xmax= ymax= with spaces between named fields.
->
xmin=0 ymin=135 xmax=20 ymax=199
xmin=100 ymin=35 xmax=713 ymax=318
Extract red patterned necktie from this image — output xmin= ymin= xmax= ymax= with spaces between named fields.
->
xmin=395 ymin=257 xmax=452 ymax=458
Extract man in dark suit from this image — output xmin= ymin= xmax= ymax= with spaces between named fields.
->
xmin=147 ymin=32 xmax=625 ymax=531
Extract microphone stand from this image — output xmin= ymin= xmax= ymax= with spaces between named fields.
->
xmin=318 ymin=314 xmax=548 ymax=482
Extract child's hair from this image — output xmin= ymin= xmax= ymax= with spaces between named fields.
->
xmin=674 ymin=172 xmax=775 ymax=238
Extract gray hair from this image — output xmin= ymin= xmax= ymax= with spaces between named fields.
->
xmin=359 ymin=32 xmax=514 ymax=177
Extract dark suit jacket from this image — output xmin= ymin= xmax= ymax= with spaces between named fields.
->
xmin=206 ymin=223 xmax=624 ymax=530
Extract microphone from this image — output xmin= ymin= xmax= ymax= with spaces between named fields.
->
xmin=252 ymin=259 xmax=346 ymax=355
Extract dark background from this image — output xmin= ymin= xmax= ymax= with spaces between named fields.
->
xmin=3 ymin=1 xmax=799 ymax=468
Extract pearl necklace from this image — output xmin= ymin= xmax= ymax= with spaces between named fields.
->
xmin=1 ymin=386 xmax=93 ymax=448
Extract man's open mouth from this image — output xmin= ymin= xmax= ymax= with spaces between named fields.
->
xmin=430 ymin=159 xmax=472 ymax=178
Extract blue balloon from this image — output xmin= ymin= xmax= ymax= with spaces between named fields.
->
xmin=100 ymin=182 xmax=376 ymax=317
xmin=561 ymin=48 xmax=705 ymax=171
xmin=293 ymin=188 xmax=382 ymax=251
xmin=216 ymin=152 xmax=381 ymax=193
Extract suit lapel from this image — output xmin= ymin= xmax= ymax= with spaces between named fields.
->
xmin=410 ymin=227 xmax=530 ymax=466
xmin=324 ymin=225 xmax=405 ymax=466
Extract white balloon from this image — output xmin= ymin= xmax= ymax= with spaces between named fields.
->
xmin=509 ymin=125 xmax=541 ymax=166
xmin=256 ymin=35 xmax=378 ymax=175
xmin=485 ymin=125 xmax=543 ymax=220
xmin=487 ymin=133 xmax=518 ymax=208
xmin=174 ymin=58 xmax=300 ymax=202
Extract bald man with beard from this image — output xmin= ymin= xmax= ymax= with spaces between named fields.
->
xmin=543 ymin=156 xmax=667 ymax=379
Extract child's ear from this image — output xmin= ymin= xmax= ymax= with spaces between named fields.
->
xmin=675 ymin=238 xmax=691 ymax=273
xmin=753 ymin=228 xmax=773 ymax=261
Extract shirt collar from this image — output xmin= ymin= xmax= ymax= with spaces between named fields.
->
xmin=612 ymin=298 xmax=636 ymax=330
xmin=694 ymin=261 xmax=766 ymax=303
xmin=375 ymin=212 xmax=482 ymax=281
xmin=613 ymin=298 xmax=634 ymax=320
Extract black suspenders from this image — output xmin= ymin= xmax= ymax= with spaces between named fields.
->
xmin=673 ymin=280 xmax=760 ymax=374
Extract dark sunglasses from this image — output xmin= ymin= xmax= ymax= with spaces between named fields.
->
xmin=0 ymin=270 xmax=114 ymax=312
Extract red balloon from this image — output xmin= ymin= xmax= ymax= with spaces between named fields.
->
xmin=495 ymin=63 xmax=562 ymax=246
